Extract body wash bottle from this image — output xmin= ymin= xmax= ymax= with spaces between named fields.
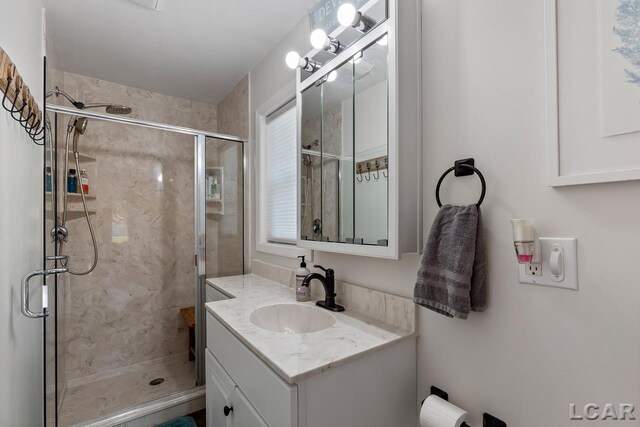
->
xmin=295 ymin=255 xmax=311 ymax=302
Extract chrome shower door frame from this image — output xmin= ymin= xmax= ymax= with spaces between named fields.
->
xmin=194 ymin=134 xmax=207 ymax=386
xmin=46 ymin=103 xmax=244 ymax=396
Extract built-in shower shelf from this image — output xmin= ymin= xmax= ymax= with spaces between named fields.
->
xmin=53 ymin=149 xmax=97 ymax=164
xmin=46 ymin=192 xmax=97 ymax=221
xmin=47 ymin=191 xmax=97 ymax=201
xmin=206 ymin=197 xmax=224 ymax=217
xmin=66 ymin=193 xmax=97 ymax=201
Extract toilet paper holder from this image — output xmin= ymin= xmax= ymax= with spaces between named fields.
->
xmin=425 ymin=386 xmax=507 ymax=427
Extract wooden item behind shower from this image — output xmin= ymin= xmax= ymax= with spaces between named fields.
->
xmin=0 ymin=47 xmax=44 ymax=143
xmin=180 ymin=306 xmax=196 ymax=361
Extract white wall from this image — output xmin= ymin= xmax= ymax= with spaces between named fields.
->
xmin=0 ymin=0 xmax=45 ymax=425
xmin=249 ymin=1 xmax=640 ymax=426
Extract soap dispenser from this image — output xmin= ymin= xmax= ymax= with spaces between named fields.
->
xmin=295 ymin=255 xmax=311 ymax=302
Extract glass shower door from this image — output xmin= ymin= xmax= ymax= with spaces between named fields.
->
xmin=204 ymin=137 xmax=244 ymax=278
xmin=195 ymin=136 xmax=244 ymax=385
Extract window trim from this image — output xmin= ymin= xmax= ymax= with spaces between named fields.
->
xmin=255 ymin=85 xmax=311 ymax=258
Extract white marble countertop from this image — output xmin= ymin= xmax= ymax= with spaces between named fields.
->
xmin=205 ymin=274 xmax=415 ymax=384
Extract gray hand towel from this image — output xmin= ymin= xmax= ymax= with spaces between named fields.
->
xmin=414 ymin=204 xmax=487 ymax=319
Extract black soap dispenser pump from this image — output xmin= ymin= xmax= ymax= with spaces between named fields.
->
xmin=295 ymin=255 xmax=311 ymax=302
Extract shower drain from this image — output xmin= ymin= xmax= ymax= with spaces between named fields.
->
xmin=149 ymin=378 xmax=165 ymax=386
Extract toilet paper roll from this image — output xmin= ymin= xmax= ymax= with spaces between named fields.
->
xmin=420 ymin=395 xmax=469 ymax=427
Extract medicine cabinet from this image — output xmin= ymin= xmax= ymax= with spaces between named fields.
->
xmin=296 ymin=0 xmax=422 ymax=259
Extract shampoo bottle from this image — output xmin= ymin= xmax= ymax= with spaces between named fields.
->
xmin=295 ymin=255 xmax=311 ymax=302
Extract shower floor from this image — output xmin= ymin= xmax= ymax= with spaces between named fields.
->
xmin=58 ymin=353 xmax=196 ymax=426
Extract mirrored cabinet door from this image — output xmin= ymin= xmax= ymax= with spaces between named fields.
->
xmin=300 ymin=85 xmax=322 ymax=241
xmin=354 ymin=36 xmax=389 ymax=246
xmin=299 ymin=37 xmax=389 ymax=247
xmin=322 ymin=60 xmax=354 ymax=244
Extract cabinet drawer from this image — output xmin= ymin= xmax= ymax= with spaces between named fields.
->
xmin=207 ymin=313 xmax=297 ymax=427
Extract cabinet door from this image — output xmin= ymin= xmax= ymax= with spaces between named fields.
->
xmin=233 ymin=387 xmax=269 ymax=427
xmin=206 ymin=350 xmax=234 ymax=427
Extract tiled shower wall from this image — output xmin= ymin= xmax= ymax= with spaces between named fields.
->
xmin=59 ymin=72 xmax=218 ymax=382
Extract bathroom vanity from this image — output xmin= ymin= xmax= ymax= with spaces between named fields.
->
xmin=205 ymin=275 xmax=417 ymax=427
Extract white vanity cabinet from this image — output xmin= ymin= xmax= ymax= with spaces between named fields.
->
xmin=206 ymin=311 xmax=417 ymax=427
xmin=206 ymin=350 xmax=268 ymax=427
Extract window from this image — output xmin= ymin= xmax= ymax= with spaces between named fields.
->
xmin=264 ymin=102 xmax=297 ymax=244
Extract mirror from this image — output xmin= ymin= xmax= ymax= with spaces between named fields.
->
xmin=300 ymin=34 xmax=389 ymax=246
xmin=354 ymin=36 xmax=388 ymax=245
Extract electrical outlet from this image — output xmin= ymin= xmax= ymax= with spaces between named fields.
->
xmin=526 ymin=263 xmax=542 ymax=276
xmin=518 ymin=238 xmax=578 ymax=290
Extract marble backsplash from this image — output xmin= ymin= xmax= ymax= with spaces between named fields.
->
xmin=251 ymin=259 xmax=416 ymax=333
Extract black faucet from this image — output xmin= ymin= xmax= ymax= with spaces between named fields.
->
xmin=301 ymin=265 xmax=345 ymax=312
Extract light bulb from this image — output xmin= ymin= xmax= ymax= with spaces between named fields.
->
xmin=285 ymin=51 xmax=302 ymax=70
xmin=310 ymin=29 xmax=328 ymax=50
xmin=337 ymin=3 xmax=357 ymax=27
xmin=376 ymin=35 xmax=388 ymax=46
xmin=327 ymin=70 xmax=337 ymax=82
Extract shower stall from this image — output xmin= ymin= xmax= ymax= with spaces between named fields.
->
xmin=42 ymin=86 xmax=244 ymax=426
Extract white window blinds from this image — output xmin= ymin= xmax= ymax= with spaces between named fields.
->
xmin=265 ymin=105 xmax=297 ymax=244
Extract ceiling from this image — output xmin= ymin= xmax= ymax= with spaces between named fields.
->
xmin=43 ymin=0 xmax=316 ymax=103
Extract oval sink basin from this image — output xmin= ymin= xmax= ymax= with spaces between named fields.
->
xmin=249 ymin=304 xmax=336 ymax=334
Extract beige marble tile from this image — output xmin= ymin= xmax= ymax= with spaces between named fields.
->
xmin=57 ymin=71 xmax=217 ymax=384
xmin=336 ymin=280 xmax=386 ymax=322
xmin=216 ymin=76 xmax=248 ymax=139
xmin=252 ymin=259 xmax=295 ymax=287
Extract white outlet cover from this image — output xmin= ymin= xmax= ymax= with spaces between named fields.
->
xmin=518 ymin=238 xmax=578 ymax=290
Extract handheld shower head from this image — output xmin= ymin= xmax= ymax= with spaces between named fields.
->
xmin=72 ymin=117 xmax=88 ymax=154
xmin=75 ymin=117 xmax=88 ymax=134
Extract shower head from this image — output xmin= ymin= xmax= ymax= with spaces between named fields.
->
xmin=71 ymin=117 xmax=89 ymax=154
xmin=46 ymin=88 xmax=132 ymax=115
xmin=105 ymin=105 xmax=133 ymax=115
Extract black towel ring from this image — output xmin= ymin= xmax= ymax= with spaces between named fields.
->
xmin=435 ymin=158 xmax=486 ymax=208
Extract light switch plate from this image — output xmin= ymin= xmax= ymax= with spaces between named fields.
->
xmin=518 ymin=238 xmax=578 ymax=290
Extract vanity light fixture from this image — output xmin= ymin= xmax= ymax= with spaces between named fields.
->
xmin=285 ymin=51 xmax=321 ymax=72
xmin=337 ymin=3 xmax=377 ymax=33
xmin=310 ymin=29 xmax=343 ymax=54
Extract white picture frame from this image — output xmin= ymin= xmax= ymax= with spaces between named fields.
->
xmin=546 ymin=0 xmax=640 ymax=186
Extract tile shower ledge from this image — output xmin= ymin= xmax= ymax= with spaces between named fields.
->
xmin=205 ymin=274 xmax=416 ymax=384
